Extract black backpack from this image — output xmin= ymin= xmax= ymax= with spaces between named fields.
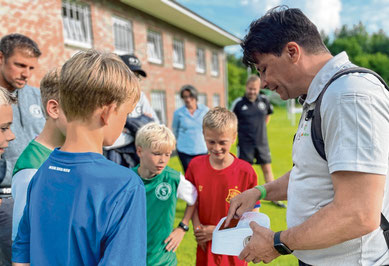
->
xmin=302 ymin=67 xmax=389 ymax=248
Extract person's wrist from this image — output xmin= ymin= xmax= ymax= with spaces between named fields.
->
xmin=254 ymin=185 xmax=267 ymax=200
xmin=178 ymin=221 xmax=189 ymax=232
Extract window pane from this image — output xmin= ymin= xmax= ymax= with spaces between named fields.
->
xmin=151 ymin=91 xmax=167 ymax=124
xmin=196 ymin=48 xmax=205 ymax=73
xmin=61 ymin=1 xmax=92 ymax=48
xmin=173 ymin=39 xmax=184 ymax=68
xmin=147 ymin=31 xmax=162 ymax=64
xmin=113 ymin=17 xmax=134 ymax=55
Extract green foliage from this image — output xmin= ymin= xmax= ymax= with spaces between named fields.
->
xmin=227 ymin=54 xmax=248 ymax=106
xmin=325 ymin=22 xmax=389 ymax=83
xmin=172 ymin=106 xmax=300 ymax=265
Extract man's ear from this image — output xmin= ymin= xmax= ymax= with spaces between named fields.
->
xmin=285 ymin=42 xmax=301 ymax=64
xmin=46 ymin=99 xmax=60 ymax=119
xmin=100 ymin=103 xmax=117 ymax=126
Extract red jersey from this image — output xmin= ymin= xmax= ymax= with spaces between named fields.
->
xmin=186 ymin=154 xmax=258 ymax=266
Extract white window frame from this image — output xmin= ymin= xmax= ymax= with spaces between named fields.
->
xmin=175 ymin=92 xmax=184 ymax=110
xmin=211 ymin=52 xmax=219 ymax=76
xmin=196 ymin=47 xmax=206 ymax=73
xmin=151 ymin=91 xmax=167 ymax=124
xmin=173 ymin=39 xmax=185 ymax=69
xmin=198 ymin=93 xmax=207 ymax=106
xmin=62 ymin=1 xmax=92 ymax=49
xmin=147 ymin=31 xmax=163 ymax=64
xmin=112 ymin=16 xmax=134 ymax=55
xmin=212 ymin=94 xmax=220 ymax=107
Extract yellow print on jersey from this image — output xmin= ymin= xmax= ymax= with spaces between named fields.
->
xmin=226 ymin=188 xmax=241 ymax=203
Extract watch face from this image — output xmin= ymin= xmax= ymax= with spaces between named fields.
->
xmin=274 ymin=243 xmax=292 ymax=255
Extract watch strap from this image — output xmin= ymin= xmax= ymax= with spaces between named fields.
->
xmin=178 ymin=221 xmax=189 ymax=232
xmin=274 ymin=231 xmax=293 ymax=255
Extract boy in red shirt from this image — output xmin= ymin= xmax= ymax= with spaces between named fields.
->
xmin=186 ymin=107 xmax=259 ymax=266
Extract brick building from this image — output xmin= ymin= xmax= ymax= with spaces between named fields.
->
xmin=0 ymin=0 xmax=240 ymax=126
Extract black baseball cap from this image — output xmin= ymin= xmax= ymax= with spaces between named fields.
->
xmin=119 ymin=54 xmax=147 ymax=77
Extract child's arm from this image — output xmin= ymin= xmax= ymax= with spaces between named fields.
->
xmin=165 ymin=174 xmax=198 ymax=252
xmin=164 ymin=203 xmax=196 ymax=252
xmin=192 ymin=205 xmax=208 ymax=251
xmin=13 ymin=263 xmax=29 ymax=266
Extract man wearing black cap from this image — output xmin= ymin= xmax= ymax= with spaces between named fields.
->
xmin=119 ymin=54 xmax=159 ymax=121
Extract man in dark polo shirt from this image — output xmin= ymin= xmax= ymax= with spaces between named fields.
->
xmin=232 ymin=74 xmax=285 ymax=208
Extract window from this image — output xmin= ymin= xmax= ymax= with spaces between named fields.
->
xmin=173 ymin=39 xmax=185 ymax=69
xmin=211 ymin=52 xmax=219 ymax=76
xmin=147 ymin=31 xmax=163 ymax=64
xmin=198 ymin=93 xmax=207 ymax=106
xmin=212 ymin=94 xmax=220 ymax=107
xmin=151 ymin=91 xmax=167 ymax=124
xmin=175 ymin=92 xmax=184 ymax=110
xmin=113 ymin=17 xmax=134 ymax=55
xmin=196 ymin=48 xmax=206 ymax=73
xmin=62 ymin=1 xmax=92 ymax=48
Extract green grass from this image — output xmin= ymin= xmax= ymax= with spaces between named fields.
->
xmin=169 ymin=106 xmax=301 ymax=265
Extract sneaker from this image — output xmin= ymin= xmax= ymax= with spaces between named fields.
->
xmin=271 ymin=201 xmax=287 ymax=208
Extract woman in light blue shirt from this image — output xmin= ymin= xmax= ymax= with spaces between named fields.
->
xmin=172 ymin=85 xmax=209 ymax=173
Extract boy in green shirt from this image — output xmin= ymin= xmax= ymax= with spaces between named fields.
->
xmin=11 ymin=68 xmax=67 ymax=240
xmin=133 ymin=122 xmax=197 ymax=265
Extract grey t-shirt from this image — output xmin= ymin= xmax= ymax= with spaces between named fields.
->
xmin=288 ymin=52 xmax=389 ymax=265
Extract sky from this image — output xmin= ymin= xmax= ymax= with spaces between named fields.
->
xmin=176 ymin=0 xmax=389 ymax=54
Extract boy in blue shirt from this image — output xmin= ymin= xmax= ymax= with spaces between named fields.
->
xmin=133 ymin=122 xmax=197 ymax=265
xmin=12 ymin=50 xmax=147 ymax=265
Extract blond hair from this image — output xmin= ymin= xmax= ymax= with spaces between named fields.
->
xmin=0 ymin=86 xmax=16 ymax=105
xmin=246 ymin=74 xmax=260 ymax=86
xmin=59 ymin=50 xmax=140 ymax=121
xmin=135 ymin=122 xmax=176 ymax=152
xmin=40 ymin=68 xmax=60 ymax=118
xmin=203 ymin=107 xmax=237 ymax=135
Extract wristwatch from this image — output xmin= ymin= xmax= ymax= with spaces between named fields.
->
xmin=274 ymin=231 xmax=293 ymax=255
xmin=178 ymin=221 xmax=189 ymax=232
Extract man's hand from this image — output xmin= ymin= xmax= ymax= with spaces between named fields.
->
xmin=194 ymin=225 xmax=215 ymax=244
xmin=225 ymin=188 xmax=260 ymax=227
xmin=164 ymin=228 xmax=186 ymax=252
xmin=239 ymin=222 xmax=280 ymax=264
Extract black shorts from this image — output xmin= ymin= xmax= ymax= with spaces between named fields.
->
xmin=238 ymin=143 xmax=271 ymax=165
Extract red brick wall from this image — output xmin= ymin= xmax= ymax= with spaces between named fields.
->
xmin=0 ymin=0 xmax=227 ymax=126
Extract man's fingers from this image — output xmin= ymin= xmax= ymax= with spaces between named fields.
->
xmin=238 ymin=246 xmax=249 ymax=260
xmin=249 ymin=220 xmax=262 ymax=231
xmin=225 ymin=200 xmax=241 ymax=227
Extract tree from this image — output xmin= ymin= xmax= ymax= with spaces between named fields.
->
xmin=227 ymin=54 xmax=247 ymax=106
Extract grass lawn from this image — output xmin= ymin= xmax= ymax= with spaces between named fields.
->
xmin=169 ymin=106 xmax=301 ymax=265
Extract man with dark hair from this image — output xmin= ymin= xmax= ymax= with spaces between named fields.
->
xmin=0 ymin=33 xmax=45 ymax=265
xmin=226 ymin=7 xmax=389 ymax=265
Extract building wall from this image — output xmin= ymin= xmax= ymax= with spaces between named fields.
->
xmin=0 ymin=0 xmax=227 ymax=126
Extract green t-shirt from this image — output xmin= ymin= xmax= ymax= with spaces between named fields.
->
xmin=133 ymin=165 xmax=180 ymax=266
xmin=13 ymin=140 xmax=52 ymax=176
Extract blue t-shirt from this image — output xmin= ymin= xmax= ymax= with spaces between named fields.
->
xmin=172 ymin=103 xmax=209 ymax=155
xmin=12 ymin=148 xmax=147 ymax=265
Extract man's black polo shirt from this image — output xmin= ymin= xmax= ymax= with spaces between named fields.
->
xmin=232 ymin=94 xmax=273 ymax=147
